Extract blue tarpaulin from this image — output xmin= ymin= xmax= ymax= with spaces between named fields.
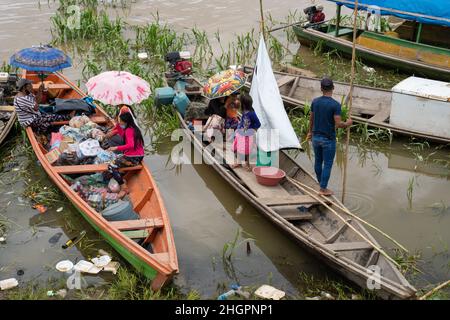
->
xmin=328 ymin=0 xmax=450 ymax=27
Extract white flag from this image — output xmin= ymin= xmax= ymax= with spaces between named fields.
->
xmin=250 ymin=35 xmax=301 ymax=152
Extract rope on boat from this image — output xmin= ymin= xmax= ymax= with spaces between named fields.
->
xmin=285 ymin=176 xmax=402 ymax=268
xmin=287 ymin=177 xmax=409 ymax=253
xmin=341 ymin=0 xmax=360 ymax=204
xmin=419 ymin=280 xmax=450 ymax=300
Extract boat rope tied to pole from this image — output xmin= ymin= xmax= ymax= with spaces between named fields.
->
xmin=286 ymin=176 xmax=409 ymax=253
xmin=285 ymin=176 xmax=402 ymax=268
xmin=419 ymin=280 xmax=450 ymax=300
xmin=341 ymin=0 xmax=359 ymax=204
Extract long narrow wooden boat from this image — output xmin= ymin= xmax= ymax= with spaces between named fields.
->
xmin=171 ymin=79 xmax=416 ymax=299
xmin=292 ymin=22 xmax=450 ymax=81
xmin=0 ymin=106 xmax=16 ymax=146
xmin=243 ymin=66 xmax=450 ymax=144
xmin=22 ymin=70 xmax=178 ymax=290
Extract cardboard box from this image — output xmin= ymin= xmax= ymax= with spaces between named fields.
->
xmin=45 ymin=148 xmax=61 ymax=164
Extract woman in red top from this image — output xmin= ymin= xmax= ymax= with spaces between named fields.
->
xmin=104 ymin=108 xmax=145 ymax=187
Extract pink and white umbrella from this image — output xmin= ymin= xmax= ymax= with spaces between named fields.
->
xmin=86 ymin=71 xmax=151 ymax=106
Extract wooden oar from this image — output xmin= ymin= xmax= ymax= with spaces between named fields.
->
xmin=419 ymin=280 xmax=450 ymax=300
xmin=285 ymin=176 xmax=402 ymax=268
xmin=287 ymin=176 xmax=409 ymax=253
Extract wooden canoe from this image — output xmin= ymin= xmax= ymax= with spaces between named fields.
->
xmin=22 ymin=70 xmax=178 ymax=290
xmin=172 ymin=78 xmax=416 ymax=299
xmin=0 ymin=105 xmax=17 ymax=146
xmin=243 ymin=65 xmax=450 ymax=144
xmin=292 ymin=24 xmax=450 ymax=81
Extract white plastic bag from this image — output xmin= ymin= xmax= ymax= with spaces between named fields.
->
xmin=108 ymin=178 xmax=120 ymax=193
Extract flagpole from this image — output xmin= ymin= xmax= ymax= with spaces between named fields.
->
xmin=341 ymin=0 xmax=359 ymax=203
xmin=259 ymin=0 xmax=266 ymax=41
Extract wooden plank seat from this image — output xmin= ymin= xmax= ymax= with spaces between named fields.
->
xmin=369 ymin=107 xmax=391 ymax=123
xmin=278 ymin=212 xmax=313 ymax=221
xmin=122 ymin=229 xmax=150 ymax=239
xmin=51 ymin=115 xmax=109 ymax=126
xmin=111 ymin=218 xmax=164 ymax=231
xmin=276 ymin=75 xmax=296 ymax=88
xmin=328 ymin=28 xmax=354 ymax=37
xmin=260 ymin=195 xmax=321 ymax=206
xmin=0 ymin=106 xmax=15 ymax=112
xmin=324 ymin=241 xmax=373 ymax=252
xmin=32 ymin=83 xmax=72 ymax=91
xmin=55 ymin=164 xmax=143 ymax=174
xmin=151 ymin=252 xmax=170 ymax=263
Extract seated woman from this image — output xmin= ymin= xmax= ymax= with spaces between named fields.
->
xmin=14 ymin=79 xmax=70 ymax=133
xmin=105 ymin=108 xmax=145 ymax=193
xmin=224 ymin=93 xmax=240 ymax=131
xmin=223 ymin=92 xmax=240 ymax=145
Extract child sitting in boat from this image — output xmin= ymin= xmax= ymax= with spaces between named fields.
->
xmin=105 ymin=107 xmax=145 ymax=193
xmin=232 ymin=94 xmax=261 ymax=171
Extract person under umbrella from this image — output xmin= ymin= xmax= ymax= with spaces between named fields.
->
xmin=13 ymin=79 xmax=70 ymax=133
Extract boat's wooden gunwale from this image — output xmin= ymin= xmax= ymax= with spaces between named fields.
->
xmin=0 ymin=111 xmax=17 ymax=146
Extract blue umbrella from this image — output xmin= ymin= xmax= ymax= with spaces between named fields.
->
xmin=9 ymin=45 xmax=72 ymax=73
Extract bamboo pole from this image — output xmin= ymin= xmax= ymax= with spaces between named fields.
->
xmin=341 ymin=0 xmax=359 ymax=203
xmin=286 ymin=176 xmax=409 ymax=253
xmin=285 ymin=177 xmax=401 ymax=268
xmin=259 ymin=0 xmax=266 ymax=41
xmin=419 ymin=280 xmax=450 ymax=300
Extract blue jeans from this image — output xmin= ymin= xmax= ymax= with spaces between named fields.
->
xmin=312 ymin=135 xmax=336 ymax=189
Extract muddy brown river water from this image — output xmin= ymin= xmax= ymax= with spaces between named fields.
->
xmin=0 ymin=0 xmax=449 ymax=298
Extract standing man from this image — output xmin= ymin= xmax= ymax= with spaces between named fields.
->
xmin=306 ymin=78 xmax=352 ymax=196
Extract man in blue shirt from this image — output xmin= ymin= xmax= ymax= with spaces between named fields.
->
xmin=306 ymin=78 xmax=352 ymax=196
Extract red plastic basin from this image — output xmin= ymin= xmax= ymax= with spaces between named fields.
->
xmin=253 ymin=166 xmax=286 ymax=186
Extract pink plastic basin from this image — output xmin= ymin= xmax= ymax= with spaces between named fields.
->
xmin=253 ymin=166 xmax=286 ymax=186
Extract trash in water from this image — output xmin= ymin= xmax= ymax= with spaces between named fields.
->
xmin=217 ymin=289 xmax=236 ymax=300
xmin=232 ymin=285 xmax=250 ymax=299
xmin=0 ymin=237 xmax=6 ymax=243
xmin=98 ymin=249 xmax=110 ymax=256
xmin=363 ymin=66 xmax=376 ymax=73
xmin=33 ymin=204 xmax=48 ymax=214
xmin=73 ymin=260 xmax=102 ymax=274
xmin=103 ymin=261 xmax=120 ymax=275
xmin=235 ymin=205 xmax=243 ymax=215
xmin=218 ymin=284 xmax=250 ymax=300
xmin=47 ymin=289 xmax=67 ymax=298
xmin=12 ymin=168 xmax=20 ymax=172
xmin=0 ymin=278 xmax=19 ymax=290
xmin=57 ymin=289 xmax=67 ymax=298
xmin=138 ymin=52 xmax=148 ymax=60
xmin=56 ymin=207 xmax=64 ymax=213
xmin=62 ymin=230 xmax=86 ymax=249
xmin=55 ymin=260 xmax=74 ymax=273
xmin=254 ymin=285 xmax=286 ymax=300
xmin=91 ymin=255 xmax=111 ymax=268
xmin=305 ymin=296 xmax=321 ymax=300
xmin=16 ymin=270 xmax=24 ymax=276
xmin=49 ymin=232 xmax=63 ymax=244
xmin=320 ymin=291 xmax=335 ymax=300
